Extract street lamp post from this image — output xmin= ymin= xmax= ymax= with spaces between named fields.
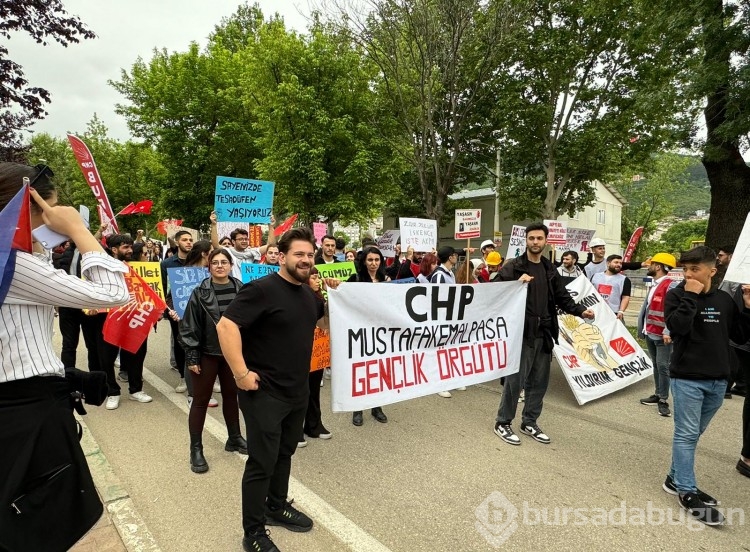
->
xmin=494 ymin=148 xmax=501 ymax=236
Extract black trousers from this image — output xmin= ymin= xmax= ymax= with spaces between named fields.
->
xmin=58 ymin=307 xmax=101 ymax=372
xmin=737 ymin=348 xmax=750 ymax=459
xmin=238 ymin=388 xmax=307 ymax=534
xmin=90 ymin=313 xmax=120 ymax=397
xmin=169 ymin=318 xmax=185 ymax=378
xmin=0 ymin=377 xmax=102 ymax=552
xmin=120 ymin=338 xmax=147 ymax=395
xmin=304 ymin=370 xmax=324 ymax=436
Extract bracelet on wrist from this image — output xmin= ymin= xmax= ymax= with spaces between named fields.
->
xmin=234 ymin=369 xmax=251 ymax=381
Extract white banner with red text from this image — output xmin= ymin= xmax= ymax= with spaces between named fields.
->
xmin=328 ymin=280 xmax=527 ymax=411
xmin=553 ymin=276 xmax=653 ymax=405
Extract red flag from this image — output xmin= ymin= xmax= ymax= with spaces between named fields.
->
xmin=273 ymin=214 xmax=298 ymax=236
xmin=67 ymin=134 xmax=120 ymax=234
xmin=623 ymin=227 xmax=644 ymax=262
xmin=131 ymin=199 xmax=153 ymax=215
xmin=117 ymin=202 xmax=135 ymax=216
xmin=11 ymin=184 xmax=32 ymax=253
xmin=156 ymin=218 xmax=183 ymax=235
xmin=103 ymin=267 xmax=167 ymax=353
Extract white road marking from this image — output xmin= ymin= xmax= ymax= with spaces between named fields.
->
xmin=142 ymin=367 xmax=393 ymax=552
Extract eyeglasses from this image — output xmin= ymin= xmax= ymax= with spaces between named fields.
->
xmin=30 ymin=164 xmax=54 ymax=186
xmin=210 ymin=260 xmax=230 ymax=266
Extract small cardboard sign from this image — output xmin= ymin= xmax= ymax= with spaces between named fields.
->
xmin=455 ymin=209 xmax=481 ymax=240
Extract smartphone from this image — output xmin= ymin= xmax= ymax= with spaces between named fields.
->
xmin=32 ymin=225 xmax=70 ymax=250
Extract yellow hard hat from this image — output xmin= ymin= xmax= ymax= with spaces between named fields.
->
xmin=651 ymin=252 xmax=676 ymax=269
xmin=486 ymin=251 xmax=502 ymax=266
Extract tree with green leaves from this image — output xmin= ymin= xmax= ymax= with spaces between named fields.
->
xmin=27 ymin=117 xmax=169 ymax=236
xmin=694 ymin=0 xmax=750 ymax=248
xmin=111 ymin=41 xmax=259 ymax=228
xmin=329 ymin=0 xmax=529 ymax=223
xmin=658 ymin=219 xmax=708 ymax=254
xmin=241 ymin=15 xmax=404 ymax=226
xmin=487 ymin=0 xmax=697 ymax=221
xmin=616 ymin=153 xmax=691 ymax=258
xmin=0 ymin=0 xmax=95 ymax=151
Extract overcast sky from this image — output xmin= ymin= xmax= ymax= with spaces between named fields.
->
xmin=6 ymin=0 xmax=313 ymax=142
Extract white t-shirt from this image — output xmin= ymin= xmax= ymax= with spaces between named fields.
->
xmin=584 ymin=260 xmax=606 ymax=280
xmin=227 ymin=247 xmax=262 ymax=280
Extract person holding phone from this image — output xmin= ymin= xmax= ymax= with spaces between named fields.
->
xmin=0 ymin=163 xmax=130 ymax=551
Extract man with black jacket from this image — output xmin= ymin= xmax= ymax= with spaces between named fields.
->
xmin=661 ymin=246 xmax=750 ymax=525
xmin=494 ymin=222 xmax=594 ymax=446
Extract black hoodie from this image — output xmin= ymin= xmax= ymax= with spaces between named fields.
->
xmin=665 ymin=281 xmax=750 ymax=379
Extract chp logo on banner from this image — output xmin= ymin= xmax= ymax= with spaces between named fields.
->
xmin=455 ymin=209 xmax=481 ymax=240
xmin=328 ymin=281 xmax=527 ymax=411
xmin=103 ymin=267 xmax=167 ymax=353
xmin=553 ymin=275 xmax=653 ymax=405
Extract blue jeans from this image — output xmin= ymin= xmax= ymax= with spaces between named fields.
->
xmin=646 ymin=336 xmax=672 ymax=400
xmin=669 ymin=378 xmax=726 ymax=494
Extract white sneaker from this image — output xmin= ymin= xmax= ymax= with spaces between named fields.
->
xmin=208 ymin=398 xmax=219 ymax=407
xmin=213 ymin=381 xmax=221 ymax=393
xmin=320 ymin=379 xmax=324 ymax=388
xmin=519 ymin=390 xmax=525 ymax=403
xmin=114 ymin=355 xmax=121 ymax=369
xmin=456 ymin=386 xmax=467 ymax=391
xmin=437 ymin=391 xmax=452 ymax=398
xmin=324 ymin=368 xmax=332 ymax=380
xmin=105 ymin=395 xmax=120 ymax=410
xmin=297 ymin=440 xmax=308 ymax=448
xmin=175 ymin=380 xmax=187 ymax=393
xmin=129 ymin=391 xmax=152 ymax=403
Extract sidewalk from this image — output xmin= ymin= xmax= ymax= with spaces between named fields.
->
xmin=71 ymin=417 xmax=160 ymax=552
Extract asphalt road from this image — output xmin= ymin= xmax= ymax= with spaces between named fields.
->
xmin=62 ymin=317 xmax=749 ymax=552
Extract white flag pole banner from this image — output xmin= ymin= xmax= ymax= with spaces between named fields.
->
xmin=553 ymin=276 xmax=653 ymax=405
xmin=723 ymin=211 xmax=750 ymax=283
xmin=328 ymin=281 xmax=527 ymax=411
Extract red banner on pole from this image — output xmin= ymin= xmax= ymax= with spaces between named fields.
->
xmin=67 ymin=134 xmax=119 ymax=234
xmin=103 ymin=266 xmax=167 ymax=353
xmin=623 ymin=227 xmax=644 ymax=262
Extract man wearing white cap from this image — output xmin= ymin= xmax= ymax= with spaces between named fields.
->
xmin=584 ymin=237 xmax=648 ymax=280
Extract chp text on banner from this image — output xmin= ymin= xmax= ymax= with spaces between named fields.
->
xmin=328 ymin=280 xmax=527 ymax=411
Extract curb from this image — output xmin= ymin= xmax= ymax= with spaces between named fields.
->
xmin=77 ymin=416 xmax=161 ymax=552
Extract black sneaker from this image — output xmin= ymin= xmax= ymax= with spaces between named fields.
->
xmin=520 ymin=423 xmax=551 ymax=444
xmin=117 ymin=371 xmax=128 ymax=382
xmin=640 ymin=394 xmax=659 ymax=405
xmin=662 ymin=476 xmax=718 ymax=506
xmin=265 ymin=499 xmax=313 ymax=532
xmin=678 ymin=492 xmax=725 ymax=526
xmin=242 ymin=529 xmax=280 ymax=552
xmin=657 ymin=400 xmax=671 ymax=417
xmin=493 ymin=422 xmax=521 ymax=445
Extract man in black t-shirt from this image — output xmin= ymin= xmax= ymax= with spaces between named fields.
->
xmin=217 ymin=227 xmax=335 ymax=552
xmin=494 ymin=223 xmax=594 ymax=447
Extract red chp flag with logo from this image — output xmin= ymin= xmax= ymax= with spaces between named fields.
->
xmin=103 ymin=266 xmax=167 ymax=353
xmin=67 ymin=134 xmax=120 ymax=234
